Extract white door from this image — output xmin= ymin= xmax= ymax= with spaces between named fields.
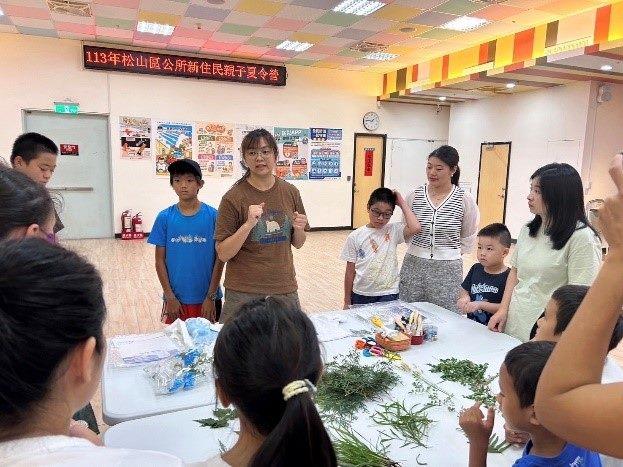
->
xmin=385 ymin=139 xmax=447 ymax=222
xmin=24 ymin=111 xmax=113 ymax=239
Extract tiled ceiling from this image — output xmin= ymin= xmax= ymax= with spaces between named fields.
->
xmin=0 ymin=0 xmax=614 ymax=71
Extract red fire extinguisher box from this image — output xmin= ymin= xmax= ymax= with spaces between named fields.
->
xmin=120 ymin=210 xmax=144 ymax=240
xmin=131 ymin=212 xmax=144 ymax=240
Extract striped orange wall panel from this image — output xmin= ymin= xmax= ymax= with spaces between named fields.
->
xmin=429 ymin=57 xmax=443 ymax=83
xmin=479 ymin=43 xmax=489 ymax=64
xmin=449 ymin=46 xmax=480 ymax=79
xmin=610 ymin=1 xmax=623 ymax=41
xmin=513 ymin=28 xmax=534 ymax=62
xmin=594 ymin=5 xmax=611 ymax=43
xmin=545 ymin=21 xmax=558 ymax=47
xmin=533 ymin=23 xmax=547 ymax=58
xmin=396 ymin=67 xmax=408 ymax=90
xmin=557 ymin=11 xmax=596 ymax=45
xmin=385 ymin=70 xmax=398 ymax=94
xmin=494 ymin=34 xmax=515 ymax=68
xmin=379 ymin=0 xmax=623 ymax=98
xmin=416 ymin=61 xmax=430 ymax=85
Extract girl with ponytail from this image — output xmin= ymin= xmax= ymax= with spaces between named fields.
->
xmin=399 ymin=145 xmax=479 ymax=312
xmin=210 ymin=297 xmax=336 ymax=467
xmin=0 ymin=239 xmax=183 ymax=465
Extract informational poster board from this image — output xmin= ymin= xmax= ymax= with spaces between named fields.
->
xmin=119 ymin=116 xmax=151 ymax=160
xmin=154 ymin=122 xmax=193 ymax=176
xmin=309 ymin=128 xmax=342 ymax=180
xmin=196 ymin=122 xmax=236 ymax=178
xmin=274 ymin=127 xmax=309 ymax=180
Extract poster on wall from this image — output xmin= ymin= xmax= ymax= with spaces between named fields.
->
xmin=309 ymin=128 xmax=342 ymax=180
xmin=154 ymin=121 xmax=193 ymax=176
xmin=234 ymin=124 xmax=274 ymax=173
xmin=274 ymin=127 xmax=309 ymax=180
xmin=119 ymin=116 xmax=151 ymax=160
xmin=196 ymin=122 xmax=236 ymax=178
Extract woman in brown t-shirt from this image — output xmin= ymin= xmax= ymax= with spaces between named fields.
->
xmin=215 ymin=129 xmax=309 ymax=322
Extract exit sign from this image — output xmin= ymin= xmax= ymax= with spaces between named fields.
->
xmin=54 ymin=103 xmax=79 ymax=114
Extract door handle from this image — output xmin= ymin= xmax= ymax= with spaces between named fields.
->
xmin=49 ymin=186 xmax=94 ymax=192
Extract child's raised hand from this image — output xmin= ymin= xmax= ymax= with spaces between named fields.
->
xmin=394 ymin=190 xmax=406 ymax=207
xmin=459 ymin=403 xmax=495 ymax=446
xmin=600 ymin=153 xmax=623 ymax=253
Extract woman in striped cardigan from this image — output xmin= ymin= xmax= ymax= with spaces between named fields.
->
xmin=399 ymin=145 xmax=479 ymax=312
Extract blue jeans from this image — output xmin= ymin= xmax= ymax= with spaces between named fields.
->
xmin=351 ymin=292 xmax=399 ymax=305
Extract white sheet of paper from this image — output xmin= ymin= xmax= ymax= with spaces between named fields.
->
xmin=112 ymin=333 xmax=179 ymax=361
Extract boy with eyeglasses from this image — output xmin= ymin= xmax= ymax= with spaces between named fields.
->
xmin=341 ymin=188 xmax=421 ymax=308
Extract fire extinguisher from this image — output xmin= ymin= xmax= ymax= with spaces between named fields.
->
xmin=132 ymin=212 xmax=143 ymax=233
xmin=121 ymin=210 xmax=132 ymax=234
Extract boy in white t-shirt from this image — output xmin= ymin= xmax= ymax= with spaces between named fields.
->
xmin=341 ymin=188 xmax=421 ymax=309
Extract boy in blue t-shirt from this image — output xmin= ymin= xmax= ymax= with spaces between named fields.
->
xmin=459 ymin=340 xmax=601 ymax=467
xmin=148 ymin=159 xmax=223 ymax=323
xmin=458 ymin=223 xmax=511 ymax=326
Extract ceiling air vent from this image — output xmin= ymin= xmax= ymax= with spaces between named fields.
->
xmin=47 ymin=0 xmax=92 ymax=17
xmin=349 ymin=41 xmax=388 ymax=54
xmin=473 ymin=85 xmax=512 ymax=94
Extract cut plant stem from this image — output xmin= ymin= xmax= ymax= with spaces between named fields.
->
xmin=373 ymin=400 xmax=436 ymax=448
xmin=332 ymin=425 xmax=402 ymax=467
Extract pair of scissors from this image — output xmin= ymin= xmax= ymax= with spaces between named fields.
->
xmin=362 ymin=345 xmax=384 ymax=357
xmin=354 ymin=337 xmax=376 ymax=349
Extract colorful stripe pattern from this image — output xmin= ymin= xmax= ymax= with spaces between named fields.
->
xmin=381 ymin=0 xmax=623 ymax=99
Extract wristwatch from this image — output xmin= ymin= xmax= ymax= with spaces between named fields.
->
xmin=208 ymin=292 xmax=218 ymax=301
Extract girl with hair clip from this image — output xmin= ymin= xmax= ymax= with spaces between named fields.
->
xmin=209 ymin=297 xmax=337 ymax=467
xmin=215 ymin=129 xmax=310 ymax=323
xmin=399 ymin=145 xmax=479 ymax=312
xmin=0 ymin=239 xmax=183 ymax=465
xmin=488 ymin=163 xmax=602 ymax=342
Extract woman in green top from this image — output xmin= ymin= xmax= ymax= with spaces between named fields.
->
xmin=488 ymin=163 xmax=602 ymax=342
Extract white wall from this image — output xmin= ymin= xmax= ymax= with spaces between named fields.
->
xmin=0 ymin=33 xmax=449 ymax=233
xmin=448 ymin=82 xmax=593 ymax=237
xmin=584 ymin=82 xmax=623 ymax=202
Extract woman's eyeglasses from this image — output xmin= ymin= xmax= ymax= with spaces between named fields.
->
xmin=246 ymin=148 xmax=274 ymax=159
